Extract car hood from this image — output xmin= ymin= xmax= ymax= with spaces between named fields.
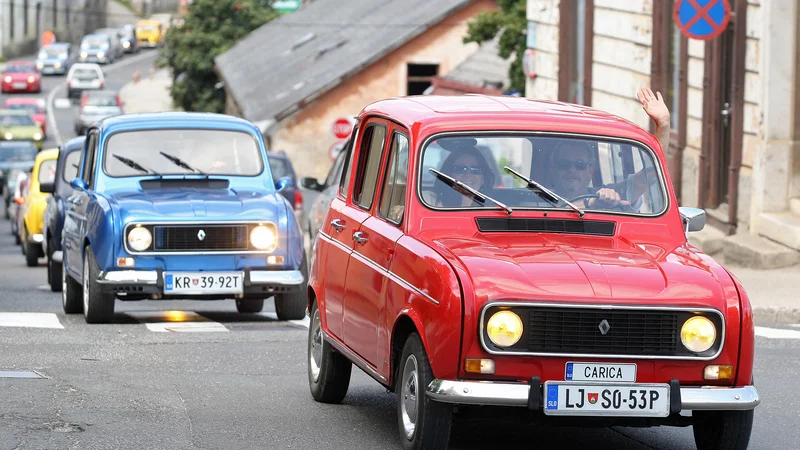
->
xmin=3 ymin=73 xmax=36 ymax=81
xmin=425 ymin=231 xmax=730 ymax=312
xmin=4 ymin=126 xmax=41 ymax=137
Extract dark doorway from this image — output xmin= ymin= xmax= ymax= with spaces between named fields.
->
xmin=407 ymin=63 xmax=439 ymax=96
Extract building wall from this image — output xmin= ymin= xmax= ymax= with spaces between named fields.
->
xmin=270 ymin=0 xmax=497 ymax=179
xmin=524 ymin=0 xmax=559 ymax=100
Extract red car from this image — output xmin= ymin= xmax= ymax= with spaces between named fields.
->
xmin=3 ymin=98 xmax=47 ymax=137
xmin=306 ymin=96 xmax=759 ymax=450
xmin=1 ymin=61 xmax=42 ymax=93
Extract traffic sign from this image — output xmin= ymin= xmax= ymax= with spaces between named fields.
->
xmin=273 ymin=0 xmax=301 ymax=14
xmin=41 ymin=30 xmax=56 ymax=46
xmin=674 ymin=0 xmax=730 ymax=41
xmin=332 ymin=117 xmax=353 ymax=140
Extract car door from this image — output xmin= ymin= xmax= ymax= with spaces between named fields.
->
xmin=64 ymin=131 xmax=96 ymax=277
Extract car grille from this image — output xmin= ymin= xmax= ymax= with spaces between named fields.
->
xmin=154 ymin=225 xmax=248 ymax=252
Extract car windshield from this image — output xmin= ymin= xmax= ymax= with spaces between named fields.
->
xmin=63 ymin=151 xmax=82 ymax=183
xmin=104 ymin=129 xmax=263 ymax=177
xmin=38 ymin=159 xmax=57 ymax=184
xmin=1 ymin=114 xmax=35 ymax=127
xmin=72 ymin=68 xmax=99 ymax=79
xmin=82 ymin=38 xmax=108 ymax=48
xmin=5 ymin=65 xmax=34 ymax=73
xmin=41 ymin=46 xmax=67 ymax=57
xmin=5 ymin=104 xmax=42 ymax=114
xmin=420 ymin=134 xmax=667 ymax=215
xmin=268 ymin=157 xmax=292 ymax=180
xmin=85 ymin=95 xmax=117 ymax=107
xmin=138 ymin=25 xmax=158 ymax=32
xmin=0 ymin=144 xmax=38 ymax=162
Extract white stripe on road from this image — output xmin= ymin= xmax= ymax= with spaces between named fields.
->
xmin=754 ymin=326 xmax=800 ymax=339
xmin=125 ymin=310 xmax=229 ymax=333
xmin=259 ymin=312 xmax=310 ymax=329
xmin=0 ymin=312 xmax=64 ymax=329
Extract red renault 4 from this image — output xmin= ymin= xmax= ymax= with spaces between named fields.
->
xmin=306 ymin=95 xmax=759 ymax=450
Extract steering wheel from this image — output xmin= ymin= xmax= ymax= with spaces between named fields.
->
xmin=566 ymin=194 xmax=637 ymax=213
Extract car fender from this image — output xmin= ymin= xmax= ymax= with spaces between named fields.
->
xmin=84 ymin=193 xmax=117 ymax=270
xmin=727 ymin=269 xmax=755 ymax=386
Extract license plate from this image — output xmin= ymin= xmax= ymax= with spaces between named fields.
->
xmin=164 ymin=272 xmax=243 ymax=295
xmin=544 ymin=381 xmax=670 ymax=417
xmin=12 ymin=82 xmax=27 ymax=89
xmin=566 ymin=362 xmax=637 ymax=382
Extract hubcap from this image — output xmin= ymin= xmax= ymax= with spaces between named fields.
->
xmin=400 ymin=354 xmax=419 ymax=440
xmin=82 ymin=257 xmax=89 ymax=316
xmin=309 ymin=308 xmax=323 ymax=383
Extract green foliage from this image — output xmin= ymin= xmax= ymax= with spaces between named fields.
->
xmin=464 ymin=0 xmax=527 ymax=94
xmin=158 ymin=0 xmax=276 ymax=113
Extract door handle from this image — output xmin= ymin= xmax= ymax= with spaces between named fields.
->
xmin=330 ymin=218 xmax=346 ymax=231
xmin=353 ymin=231 xmax=368 ymax=244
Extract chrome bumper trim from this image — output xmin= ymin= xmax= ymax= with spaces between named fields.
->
xmin=426 ymin=380 xmax=760 ymax=411
xmin=97 ymin=270 xmax=158 ymax=284
xmin=249 ymin=270 xmax=304 ymax=285
xmin=51 ymin=251 xmax=63 ymax=263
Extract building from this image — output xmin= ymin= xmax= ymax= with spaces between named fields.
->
xmin=215 ymin=0 xmax=497 ymax=179
xmin=525 ymin=0 xmax=800 ymax=267
xmin=425 ymin=38 xmax=512 ymax=96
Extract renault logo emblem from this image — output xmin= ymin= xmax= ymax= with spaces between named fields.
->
xmin=197 ymin=230 xmax=206 ymax=241
xmin=598 ymin=319 xmax=611 ymax=335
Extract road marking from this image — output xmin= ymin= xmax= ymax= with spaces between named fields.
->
xmin=259 ymin=312 xmax=310 ymax=329
xmin=0 ymin=312 xmax=64 ymax=329
xmin=124 ymin=310 xmax=229 ymax=333
xmin=754 ymin=326 xmax=800 ymax=339
xmin=0 ymin=370 xmax=46 ymax=379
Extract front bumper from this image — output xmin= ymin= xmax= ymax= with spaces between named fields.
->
xmin=38 ymin=64 xmax=67 ymax=75
xmin=96 ymin=269 xmax=304 ymax=297
xmin=426 ymin=379 xmax=760 ymax=411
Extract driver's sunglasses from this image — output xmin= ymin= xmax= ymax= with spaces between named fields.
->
xmin=555 ymin=159 xmax=590 ymax=171
xmin=451 ymin=164 xmax=484 ymax=175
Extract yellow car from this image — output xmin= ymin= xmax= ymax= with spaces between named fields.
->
xmin=20 ymin=148 xmax=57 ymax=267
xmin=135 ymin=19 xmax=163 ymax=48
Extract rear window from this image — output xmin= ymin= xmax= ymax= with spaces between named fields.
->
xmin=85 ymin=94 xmax=117 ymax=107
xmin=268 ymin=157 xmax=292 ymax=180
xmin=72 ymin=68 xmax=100 ymax=79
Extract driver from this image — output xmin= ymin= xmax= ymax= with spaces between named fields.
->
xmin=548 ymin=140 xmax=631 ymax=209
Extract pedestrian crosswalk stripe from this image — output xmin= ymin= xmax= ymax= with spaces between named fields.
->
xmin=0 ymin=312 xmax=64 ymax=329
xmin=754 ymin=326 xmax=800 ymax=339
xmin=259 ymin=312 xmax=310 ymax=329
xmin=124 ymin=310 xmax=229 ymax=333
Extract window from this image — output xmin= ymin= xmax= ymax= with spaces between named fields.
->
xmin=326 ymin=149 xmax=347 ymax=188
xmin=353 ymin=125 xmax=386 ymax=209
xmin=558 ymin=0 xmax=594 ymax=105
xmin=63 ymin=151 xmax=81 ymax=183
xmin=407 ymin=63 xmax=439 ymax=95
xmin=83 ymin=132 xmax=97 ymax=189
xmin=38 ymin=159 xmax=57 ymax=184
xmin=339 ymin=126 xmax=358 ymax=198
xmin=379 ymin=133 xmax=409 ymax=224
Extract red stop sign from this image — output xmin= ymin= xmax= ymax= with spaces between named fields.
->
xmin=332 ymin=118 xmax=352 ymax=140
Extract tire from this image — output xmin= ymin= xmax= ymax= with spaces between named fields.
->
xmin=396 ymin=333 xmax=452 ymax=450
xmin=308 ymin=302 xmax=352 ymax=403
xmin=25 ymin=241 xmax=38 ymax=267
xmin=62 ymin=260 xmax=83 ymax=314
xmin=274 ymin=253 xmax=308 ymax=320
xmin=693 ymin=409 xmax=754 ymax=450
xmin=82 ymin=246 xmax=115 ymax=323
xmin=235 ymin=298 xmax=264 ymax=313
xmin=48 ymin=239 xmax=63 ymax=292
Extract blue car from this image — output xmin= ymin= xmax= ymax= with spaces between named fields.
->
xmin=61 ymin=112 xmax=307 ymax=323
xmin=41 ymin=136 xmax=85 ymax=292
xmin=35 ymin=43 xmax=75 ymax=75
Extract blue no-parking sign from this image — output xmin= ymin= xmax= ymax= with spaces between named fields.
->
xmin=674 ymin=0 xmax=731 ymax=41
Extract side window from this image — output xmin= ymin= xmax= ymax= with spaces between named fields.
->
xmin=83 ymin=132 xmax=98 ymax=189
xmin=326 ymin=149 xmax=346 ymax=188
xmin=38 ymin=159 xmax=57 ymax=184
xmin=63 ymin=151 xmax=81 ymax=183
xmin=338 ymin=126 xmax=358 ymax=198
xmin=352 ymin=125 xmax=386 ymax=209
xmin=378 ymin=133 xmax=409 ymax=225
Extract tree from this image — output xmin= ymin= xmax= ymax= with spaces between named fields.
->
xmin=159 ymin=0 xmax=277 ymax=113
xmin=464 ymin=0 xmax=527 ymax=94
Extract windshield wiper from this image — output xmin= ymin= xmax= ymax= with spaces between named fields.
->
xmin=159 ymin=151 xmax=207 ymax=176
xmin=503 ymin=166 xmax=585 ymax=217
xmin=112 ymin=154 xmax=159 ymax=175
xmin=428 ymin=168 xmax=512 ymax=215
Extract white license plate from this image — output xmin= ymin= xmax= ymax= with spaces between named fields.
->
xmin=12 ymin=82 xmax=27 ymax=89
xmin=164 ymin=272 xmax=243 ymax=295
xmin=566 ymin=362 xmax=637 ymax=382
xmin=544 ymin=381 xmax=670 ymax=417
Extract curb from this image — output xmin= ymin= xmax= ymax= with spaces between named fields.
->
xmin=753 ymin=308 xmax=800 ymax=326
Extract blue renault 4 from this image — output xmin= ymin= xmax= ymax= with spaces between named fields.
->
xmin=61 ymin=112 xmax=307 ymax=323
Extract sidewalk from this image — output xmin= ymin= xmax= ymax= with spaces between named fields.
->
xmin=119 ymin=68 xmax=176 ymax=113
xmin=727 ymin=264 xmax=800 ymax=325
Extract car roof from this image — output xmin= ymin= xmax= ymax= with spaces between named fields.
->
xmin=61 ymin=137 xmax=86 ymax=154
xmin=98 ymin=112 xmax=263 ymax=134
xmin=37 ymin=148 xmax=59 ymax=160
xmin=43 ymin=42 xmax=69 ymax=48
xmin=83 ymin=89 xmax=117 ymax=96
xmin=4 ymin=98 xmax=41 ymax=105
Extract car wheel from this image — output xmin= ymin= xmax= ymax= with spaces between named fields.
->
xmin=25 ymin=241 xmax=39 ymax=267
xmin=48 ymin=240 xmax=63 ymax=292
xmin=397 ymin=333 xmax=452 ymax=450
xmin=82 ymin=246 xmax=115 ymax=323
xmin=235 ymin=298 xmax=264 ymax=313
xmin=274 ymin=253 xmax=308 ymax=321
xmin=62 ymin=259 xmax=83 ymax=314
xmin=307 ymin=302 xmax=352 ymax=403
xmin=693 ymin=409 xmax=754 ymax=450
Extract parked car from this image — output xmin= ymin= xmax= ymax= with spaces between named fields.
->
xmin=1 ymin=61 xmax=42 ymax=93
xmin=0 ymin=140 xmax=38 ymax=210
xmin=135 ymin=19 xmax=163 ymax=48
xmin=4 ymin=98 xmax=47 ymax=138
xmin=66 ymin=63 xmax=105 ymax=100
xmin=267 ymin=151 xmax=303 ymax=223
xmin=35 ymin=42 xmax=75 ymax=75
xmin=74 ymin=90 xmax=123 ymax=136
xmin=305 ymin=96 xmax=760 ymax=450
xmin=78 ymin=34 xmax=115 ymax=64
xmin=301 ymin=142 xmax=348 ymax=241
xmin=19 ymin=149 xmax=58 ymax=266
xmin=94 ymin=28 xmax=125 ymax=60
xmin=61 ymin=112 xmax=308 ymax=323
xmin=0 ymin=110 xmax=45 ymax=149
xmin=42 ymin=137 xmax=85 ymax=291
xmin=118 ymin=24 xmax=139 ymax=53
xmin=10 ymin=172 xmax=29 ymax=245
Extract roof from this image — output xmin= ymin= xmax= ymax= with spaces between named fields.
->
xmin=98 ymin=112 xmax=264 ymax=134
xmin=36 ymin=148 xmax=59 ymax=160
xmin=441 ymin=38 xmax=510 ymax=89
xmin=215 ymin=0 xmax=475 ymax=129
xmin=62 ymin=136 xmax=86 ymax=152
xmin=5 ymin=61 xmax=36 ymax=66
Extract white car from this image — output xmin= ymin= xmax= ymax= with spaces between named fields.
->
xmin=66 ymin=63 xmax=105 ymax=100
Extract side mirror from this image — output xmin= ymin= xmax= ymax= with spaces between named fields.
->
xmin=70 ymin=178 xmax=87 ymax=191
xmin=39 ymin=181 xmax=55 ymax=194
xmin=300 ymin=177 xmax=324 ymax=191
xmin=275 ymin=176 xmax=293 ymax=192
xmin=679 ymin=207 xmax=705 ymax=233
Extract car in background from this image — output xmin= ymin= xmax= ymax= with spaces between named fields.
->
xmin=301 ymin=143 xmax=348 ymax=241
xmin=118 ymin=24 xmax=139 ymax=53
xmin=42 ymin=137 xmax=85 ymax=292
xmin=78 ymin=34 xmax=115 ymax=64
xmin=267 ymin=151 xmax=303 ymax=223
xmin=0 ymin=110 xmax=45 ymax=149
xmin=1 ymin=61 xmax=42 ymax=93
xmin=94 ymin=28 xmax=125 ymax=61
xmin=35 ymin=42 xmax=75 ymax=75
xmin=66 ymin=63 xmax=105 ymax=100
xmin=9 ymin=172 xmax=29 ymax=244
xmin=0 ymin=141 xmax=38 ymax=206
xmin=74 ymin=90 xmax=123 ymax=136
xmin=135 ymin=19 xmax=163 ymax=48
xmin=19 ymin=149 xmax=58 ymax=267
xmin=62 ymin=112 xmax=308 ymax=323
xmin=4 ymin=98 xmax=47 ymax=138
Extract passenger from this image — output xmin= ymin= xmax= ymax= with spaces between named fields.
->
xmin=429 ymin=140 xmax=495 ymax=207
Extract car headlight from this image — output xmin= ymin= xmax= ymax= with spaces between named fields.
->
xmin=250 ymin=224 xmax=277 ymax=251
xmin=80 ymin=51 xmax=88 ymax=59
xmin=27 ymin=76 xmax=35 ymax=83
xmin=680 ymin=316 xmax=716 ymax=353
xmin=127 ymin=226 xmax=152 ymax=251
xmin=3 ymin=76 xmax=11 ymax=83
xmin=33 ymin=133 xmax=42 ymax=141
xmin=36 ymin=62 xmax=44 ymax=69
xmin=123 ymin=41 xmax=130 ymax=48
xmin=97 ymin=52 xmax=105 ymax=59
xmin=54 ymin=62 xmax=62 ymax=69
xmin=4 ymin=132 xmax=12 ymax=140
xmin=486 ymin=310 xmax=524 ymax=347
